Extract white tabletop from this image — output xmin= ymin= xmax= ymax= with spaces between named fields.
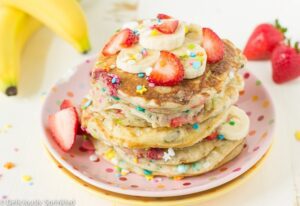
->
xmin=0 ymin=0 xmax=299 ymax=205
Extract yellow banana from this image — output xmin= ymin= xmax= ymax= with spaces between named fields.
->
xmin=0 ymin=6 xmax=41 ymax=96
xmin=0 ymin=0 xmax=91 ymax=53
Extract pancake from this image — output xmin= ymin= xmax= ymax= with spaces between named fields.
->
xmin=87 ymin=72 xmax=243 ymax=128
xmin=81 ymin=105 xmax=232 ymax=149
xmin=91 ymin=39 xmax=246 ymax=110
xmin=81 ymin=17 xmax=249 ymax=179
xmin=113 ymin=139 xmax=228 ymax=165
xmin=94 ymin=138 xmax=245 ymax=177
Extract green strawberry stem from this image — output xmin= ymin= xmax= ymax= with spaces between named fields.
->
xmin=295 ymin=42 xmax=299 ymax=53
xmin=286 ymin=39 xmax=299 ymax=53
xmin=287 ymin=38 xmax=291 ymax=46
xmin=275 ymin=19 xmax=287 ymax=36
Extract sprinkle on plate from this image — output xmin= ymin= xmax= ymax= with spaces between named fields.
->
xmin=3 ymin=162 xmax=15 ymax=170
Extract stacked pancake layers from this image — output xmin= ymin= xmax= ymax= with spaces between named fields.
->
xmin=81 ymin=16 xmax=249 ymax=179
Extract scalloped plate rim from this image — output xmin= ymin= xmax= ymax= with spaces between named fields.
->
xmin=40 ymin=55 xmax=276 ymax=197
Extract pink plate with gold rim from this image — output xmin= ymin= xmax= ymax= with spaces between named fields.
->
xmin=41 ymin=56 xmax=275 ymax=197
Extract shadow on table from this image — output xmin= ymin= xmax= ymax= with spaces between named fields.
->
xmin=18 ymin=28 xmax=53 ymax=97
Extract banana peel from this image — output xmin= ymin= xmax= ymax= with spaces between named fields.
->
xmin=0 ymin=6 xmax=41 ymax=96
xmin=0 ymin=0 xmax=91 ymax=96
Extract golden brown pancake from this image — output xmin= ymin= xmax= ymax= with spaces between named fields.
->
xmin=81 ymin=105 xmax=232 ymax=149
xmin=86 ymin=72 xmax=243 ymax=128
xmin=91 ymin=39 xmax=246 ymax=109
xmin=94 ymin=138 xmax=245 ymax=177
xmin=81 ymin=20 xmax=249 ymax=179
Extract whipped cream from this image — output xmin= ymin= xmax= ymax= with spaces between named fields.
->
xmin=116 ymin=19 xmax=207 ymax=79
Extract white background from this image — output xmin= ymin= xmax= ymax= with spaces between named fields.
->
xmin=0 ymin=0 xmax=299 ymax=205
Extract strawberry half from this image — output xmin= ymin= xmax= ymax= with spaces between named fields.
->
xmin=153 ymin=20 xmax=179 ymax=34
xmin=148 ymin=51 xmax=184 ymax=86
xmin=48 ymin=107 xmax=79 ymax=152
xmin=202 ymin=28 xmax=224 ymax=63
xmin=60 ymin=99 xmax=73 ymax=110
xmin=102 ymin=28 xmax=138 ymax=56
xmin=157 ymin=13 xmax=172 ymax=20
xmin=244 ymin=22 xmax=285 ymax=60
xmin=271 ymin=43 xmax=300 ymax=84
xmin=79 ymin=139 xmax=95 ymax=152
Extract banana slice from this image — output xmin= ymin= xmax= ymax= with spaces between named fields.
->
xmin=185 ymin=23 xmax=203 ymax=44
xmin=172 ymin=42 xmax=207 ymax=79
xmin=218 ymin=106 xmax=250 ymax=140
xmin=139 ymin=20 xmax=185 ymax=51
xmin=116 ymin=45 xmax=160 ymax=73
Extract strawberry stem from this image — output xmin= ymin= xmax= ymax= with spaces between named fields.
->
xmin=295 ymin=42 xmax=300 ymax=53
xmin=275 ymin=19 xmax=287 ymax=36
xmin=287 ymin=38 xmax=291 ymax=47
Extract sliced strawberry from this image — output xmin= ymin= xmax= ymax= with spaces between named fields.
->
xmin=79 ymin=139 xmax=95 ymax=152
xmin=206 ymin=131 xmax=218 ymax=140
xmin=77 ymin=126 xmax=86 ymax=135
xmin=157 ymin=13 xmax=172 ymax=20
xmin=146 ymin=148 xmax=164 ymax=160
xmin=148 ymin=51 xmax=184 ymax=86
xmin=243 ymin=22 xmax=285 ymax=60
xmin=102 ymin=28 xmax=138 ymax=56
xmin=271 ymin=44 xmax=300 ymax=84
xmin=202 ymin=28 xmax=224 ymax=63
xmin=48 ymin=107 xmax=79 ymax=152
xmin=60 ymin=99 xmax=73 ymax=110
xmin=153 ymin=20 xmax=179 ymax=34
xmin=170 ymin=116 xmax=189 ymax=127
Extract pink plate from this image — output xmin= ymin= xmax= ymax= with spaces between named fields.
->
xmin=41 ymin=56 xmax=275 ymax=197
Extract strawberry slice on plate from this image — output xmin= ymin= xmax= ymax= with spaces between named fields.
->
xmin=244 ymin=21 xmax=286 ymax=60
xmin=157 ymin=13 xmax=172 ymax=20
xmin=60 ymin=99 xmax=73 ymax=110
xmin=154 ymin=20 xmax=179 ymax=34
xmin=202 ymin=27 xmax=224 ymax=63
xmin=79 ymin=139 xmax=95 ymax=152
xmin=148 ymin=51 xmax=184 ymax=86
xmin=48 ymin=107 xmax=79 ymax=152
xmin=102 ymin=28 xmax=138 ymax=56
xmin=271 ymin=43 xmax=300 ymax=84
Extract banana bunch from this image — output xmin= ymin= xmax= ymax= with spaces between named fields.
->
xmin=0 ymin=0 xmax=91 ymax=96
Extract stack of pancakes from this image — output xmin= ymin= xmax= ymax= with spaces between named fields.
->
xmin=81 ymin=19 xmax=249 ymax=178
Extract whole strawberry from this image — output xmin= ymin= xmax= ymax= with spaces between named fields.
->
xmin=244 ymin=20 xmax=286 ymax=60
xmin=271 ymin=43 xmax=300 ymax=84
